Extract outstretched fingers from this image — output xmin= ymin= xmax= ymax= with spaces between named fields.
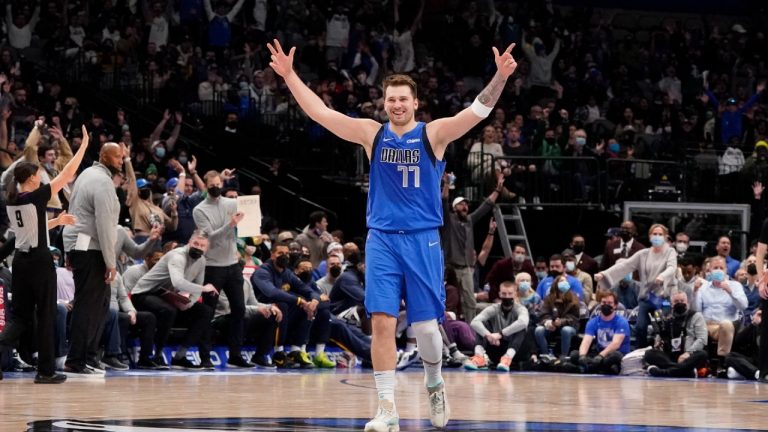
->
xmin=504 ymin=43 xmax=516 ymax=54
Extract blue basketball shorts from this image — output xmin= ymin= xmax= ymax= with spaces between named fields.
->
xmin=364 ymin=228 xmax=445 ymax=324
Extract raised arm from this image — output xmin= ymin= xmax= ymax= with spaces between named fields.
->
xmin=50 ymin=125 xmax=89 ymax=196
xmin=226 ymin=0 xmax=246 ymax=21
xmin=122 ymin=143 xmax=138 ymax=207
xmin=267 ymin=40 xmax=380 ymax=155
xmin=165 ymin=112 xmax=182 ymax=152
xmin=148 ymin=110 xmax=170 ymax=149
xmin=426 ymin=44 xmax=517 ymax=159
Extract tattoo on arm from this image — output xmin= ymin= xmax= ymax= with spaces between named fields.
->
xmin=477 ymin=73 xmax=508 ymax=107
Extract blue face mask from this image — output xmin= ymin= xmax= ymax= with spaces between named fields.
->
xmin=609 ymin=142 xmax=621 ymax=153
xmin=705 ymin=272 xmax=713 ymax=282
xmin=711 ymin=269 xmax=725 ymax=282
xmin=624 ymin=274 xmax=633 ymax=282
xmin=650 ymin=235 xmax=665 ymax=247
xmin=155 ymin=147 xmax=166 ymax=158
xmin=557 ymin=281 xmax=570 ymax=293
xmin=518 ymin=281 xmax=531 ymax=292
xmin=536 ymin=271 xmax=548 ymax=280
xmin=575 ymin=137 xmax=586 ymax=146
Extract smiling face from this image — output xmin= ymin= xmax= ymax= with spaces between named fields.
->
xmin=384 ymin=85 xmax=418 ymax=127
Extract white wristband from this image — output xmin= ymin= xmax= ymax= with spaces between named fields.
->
xmin=471 ymin=98 xmax=493 ymax=118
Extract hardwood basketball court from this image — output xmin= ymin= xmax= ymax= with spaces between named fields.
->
xmin=2 ymin=368 xmax=768 ymax=431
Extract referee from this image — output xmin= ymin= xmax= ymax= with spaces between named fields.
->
xmin=0 ymin=125 xmax=88 ymax=383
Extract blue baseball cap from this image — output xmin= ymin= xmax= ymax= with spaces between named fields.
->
xmin=167 ymin=177 xmax=179 ymax=189
xmin=136 ymin=178 xmax=150 ymax=189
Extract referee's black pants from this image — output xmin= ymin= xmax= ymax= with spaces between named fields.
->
xmin=759 ymin=299 xmax=768 ymax=377
xmin=66 ymin=250 xmax=110 ymax=371
xmin=0 ymin=248 xmax=57 ymax=376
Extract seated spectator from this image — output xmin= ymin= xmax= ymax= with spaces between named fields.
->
xmin=315 ymin=253 xmax=343 ymax=297
xmin=294 ymin=258 xmax=335 ymax=368
xmin=535 ymin=275 xmax=580 ymax=362
xmin=251 ymin=241 xmax=322 ymax=369
xmin=533 ymin=257 xmax=549 ymax=282
xmin=569 ymin=291 xmax=630 ymax=375
xmin=724 ymin=309 xmax=763 ymax=381
xmin=612 ymin=265 xmax=639 ymax=310
xmin=596 ymin=224 xmax=677 ymax=348
xmin=465 ymin=281 xmax=530 ymax=372
xmin=536 ymin=254 xmax=584 ymax=301
xmin=644 ymin=291 xmax=708 ymax=377
xmin=130 ymin=230 xmax=219 ymax=370
xmin=693 ymin=256 xmax=748 ymax=359
xmin=675 ymin=255 xmax=702 ymax=304
xmin=564 ymin=251 xmax=593 ymax=305
xmin=516 ymin=272 xmax=542 ymax=320
xmin=314 ymin=241 xmax=343 ymax=280
xmin=214 ymin=278 xmax=282 ymax=368
xmin=735 ymin=265 xmax=760 ymax=323
xmin=330 ymin=252 xmax=370 ymax=335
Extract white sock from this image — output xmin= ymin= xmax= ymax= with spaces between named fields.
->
xmin=289 ymin=345 xmax=302 ymax=353
xmin=505 ymin=348 xmax=516 ymax=360
xmin=55 ymin=356 xmax=67 ymax=371
xmin=405 ymin=341 xmax=417 ymax=353
xmin=275 ymin=346 xmax=284 ymax=353
xmin=316 ymin=344 xmax=326 ymax=355
xmin=374 ymin=370 xmax=396 ymax=404
xmin=474 ymin=345 xmax=486 ymax=356
xmin=412 ymin=320 xmax=444 ymax=387
xmin=756 ymin=370 xmax=761 ymax=380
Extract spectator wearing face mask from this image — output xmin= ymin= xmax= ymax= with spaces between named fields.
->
xmin=563 ymin=252 xmax=593 ymax=305
xmin=296 ymin=211 xmax=334 ymax=268
xmin=315 ymin=242 xmax=343 ymax=280
xmin=316 ymin=253 xmax=344 ymax=296
xmin=735 ymin=260 xmax=760 ymax=323
xmin=294 ymin=259 xmax=335 ymax=369
xmin=515 ymin=272 xmax=542 ymax=320
xmin=570 ymin=234 xmax=598 ymax=276
xmin=128 ymin=178 xmax=178 ymax=244
xmin=251 ymin=241 xmax=322 ymax=369
xmin=533 ymin=257 xmax=549 ymax=283
xmin=484 ymin=243 xmax=537 ymax=304
xmin=601 ymin=220 xmax=646 ymax=271
xmin=535 ymin=254 xmax=585 ymax=301
xmin=674 ymin=232 xmax=693 ymax=261
xmin=569 ymin=291 xmax=629 ymax=375
xmin=535 ymin=275 xmax=580 ymax=362
xmin=596 ymin=224 xmax=678 ymax=348
xmin=644 ymin=291 xmax=708 ymax=378
xmin=693 ymin=255 xmax=748 ymax=360
xmin=464 ymin=281 xmax=530 ymax=372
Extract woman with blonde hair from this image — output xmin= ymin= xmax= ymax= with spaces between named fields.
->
xmin=595 ymin=223 xmax=677 ymax=348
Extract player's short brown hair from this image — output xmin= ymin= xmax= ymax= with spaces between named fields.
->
xmin=382 ymin=74 xmax=417 ymax=99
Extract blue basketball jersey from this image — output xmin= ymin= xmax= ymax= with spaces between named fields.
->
xmin=367 ymin=122 xmax=446 ymax=231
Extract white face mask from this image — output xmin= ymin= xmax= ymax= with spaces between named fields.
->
xmin=565 ymin=261 xmax=576 ymax=272
xmin=675 ymin=242 xmax=688 ymax=253
xmin=513 ymin=253 xmax=526 ymax=263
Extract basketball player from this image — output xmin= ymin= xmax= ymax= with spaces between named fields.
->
xmin=268 ymin=39 xmax=517 ymax=430
xmin=0 ymin=125 xmax=89 ymax=383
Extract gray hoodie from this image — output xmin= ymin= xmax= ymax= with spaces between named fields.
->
xmin=131 ymin=246 xmax=207 ymax=303
xmin=62 ymin=163 xmax=120 ymax=268
xmin=192 ymin=196 xmax=238 ymax=267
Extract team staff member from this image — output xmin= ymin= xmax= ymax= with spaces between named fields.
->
xmin=62 ymin=139 xmax=123 ymax=375
xmin=192 ymin=170 xmax=253 ymax=368
xmin=0 ymin=125 xmax=89 ymax=383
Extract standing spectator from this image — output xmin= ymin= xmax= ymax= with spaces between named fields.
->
xmin=5 ymin=2 xmax=40 ymax=50
xmin=203 ymin=0 xmax=246 ymax=49
xmin=442 ymin=173 xmax=504 ymax=322
xmin=142 ymin=1 xmax=171 ymax=49
xmin=704 ymin=82 xmax=765 ymax=145
xmin=570 ymin=234 xmax=598 ymax=276
xmin=62 ymin=140 xmax=122 ymax=376
xmin=192 ymin=170 xmax=253 ymax=368
xmin=325 ymin=5 xmax=350 ymax=67
xmin=466 ymin=125 xmax=504 ymax=182
xmin=521 ymin=33 xmax=560 ymax=102
xmin=596 ymin=224 xmax=677 ymax=348
xmin=601 ymin=220 xmax=646 ymax=271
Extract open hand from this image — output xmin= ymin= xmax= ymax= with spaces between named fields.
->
xmin=267 ymin=39 xmax=296 ymax=78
